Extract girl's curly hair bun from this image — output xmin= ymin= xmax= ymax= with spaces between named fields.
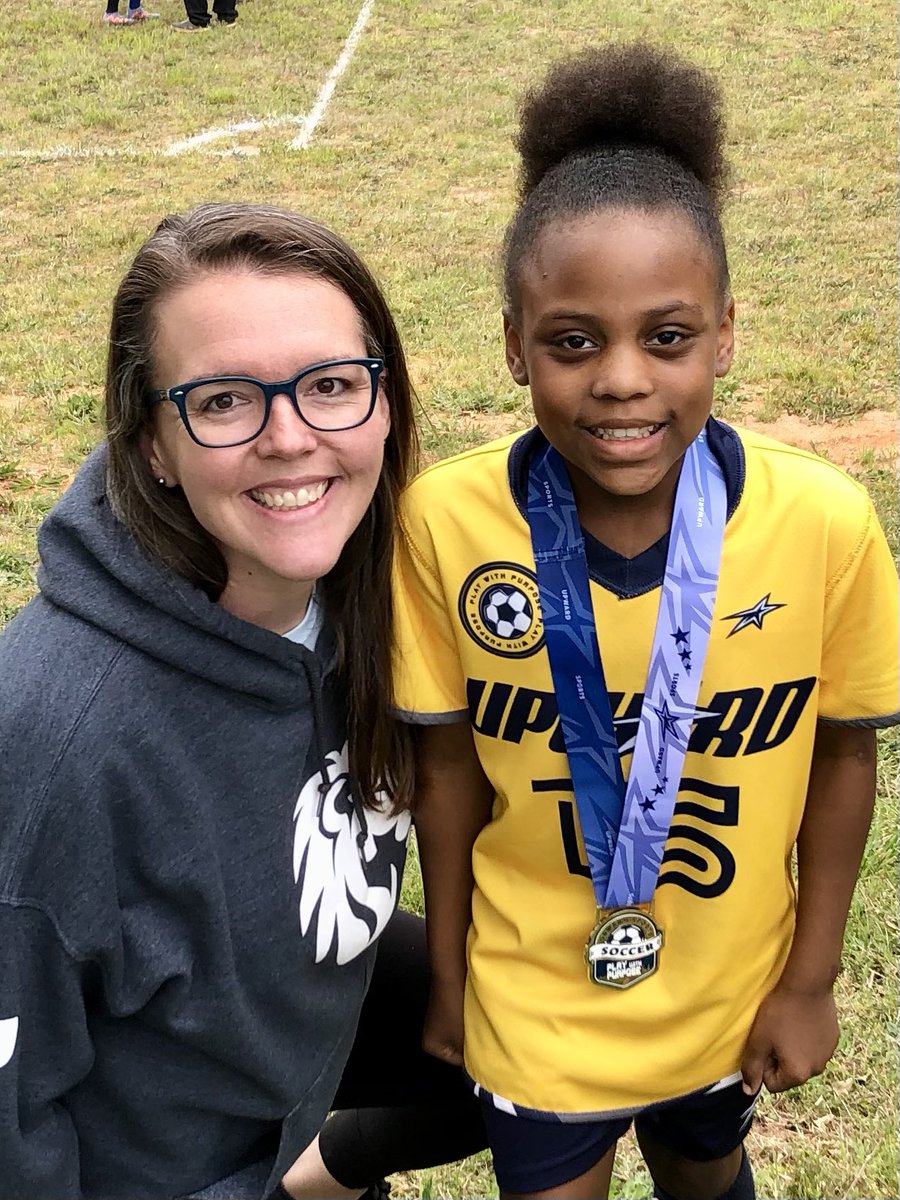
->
xmin=516 ymin=42 xmax=728 ymax=204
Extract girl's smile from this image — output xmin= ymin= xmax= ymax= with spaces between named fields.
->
xmin=581 ymin=420 xmax=668 ymax=455
xmin=505 ymin=208 xmax=734 ymax=552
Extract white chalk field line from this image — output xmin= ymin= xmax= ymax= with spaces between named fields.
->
xmin=0 ymin=0 xmax=374 ymax=163
xmin=164 ymin=114 xmax=308 ymax=156
xmin=289 ymin=0 xmax=374 ymax=150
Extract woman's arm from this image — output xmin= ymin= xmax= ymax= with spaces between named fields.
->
xmin=0 ymin=904 xmax=92 ymax=1198
xmin=413 ymin=721 xmax=494 ymax=1067
xmin=740 ymin=723 xmax=877 ymax=1094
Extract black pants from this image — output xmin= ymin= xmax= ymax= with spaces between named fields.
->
xmin=319 ymin=910 xmax=487 ymax=1190
xmin=183 ymin=0 xmax=235 ymax=25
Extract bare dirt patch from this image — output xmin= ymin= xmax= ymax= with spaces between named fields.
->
xmin=737 ymin=408 xmax=897 ymax=472
xmin=456 ymin=410 xmax=525 ymax=441
xmin=0 ymin=396 xmax=80 ymax=497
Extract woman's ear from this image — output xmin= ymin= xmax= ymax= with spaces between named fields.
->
xmin=503 ymin=312 xmax=529 ymax=387
xmin=376 ymin=370 xmax=391 ymax=440
xmin=140 ymin=425 xmax=175 ymax=487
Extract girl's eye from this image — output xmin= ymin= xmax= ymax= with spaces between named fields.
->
xmin=556 ymin=334 xmax=596 ymax=351
xmin=648 ymin=330 xmax=686 ymax=348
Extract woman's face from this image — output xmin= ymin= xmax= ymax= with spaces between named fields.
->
xmin=146 ymin=268 xmax=390 ymax=631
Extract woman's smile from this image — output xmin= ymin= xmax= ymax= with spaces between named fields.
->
xmin=247 ymin=479 xmax=331 ymax=511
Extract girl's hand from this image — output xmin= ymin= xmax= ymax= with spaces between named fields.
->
xmin=740 ymin=983 xmax=839 ymax=1095
xmin=422 ymin=976 xmax=466 ymax=1067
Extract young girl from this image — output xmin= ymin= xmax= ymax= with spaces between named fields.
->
xmin=392 ymin=43 xmax=899 ymax=1200
xmin=0 ymin=203 xmax=485 ymax=1199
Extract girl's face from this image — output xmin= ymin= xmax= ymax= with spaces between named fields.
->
xmin=146 ymin=269 xmax=390 ymax=631
xmin=505 ymin=209 xmax=734 ymax=525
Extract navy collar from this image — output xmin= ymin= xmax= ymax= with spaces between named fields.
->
xmin=508 ymin=417 xmax=745 ymax=600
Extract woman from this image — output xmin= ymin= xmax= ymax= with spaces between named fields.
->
xmin=0 ymin=203 xmax=483 ymax=1199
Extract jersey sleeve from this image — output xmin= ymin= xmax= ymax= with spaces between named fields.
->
xmin=819 ymin=493 xmax=899 ymax=724
xmin=392 ymin=492 xmax=469 ymax=723
xmin=0 ymin=902 xmax=93 ymax=1198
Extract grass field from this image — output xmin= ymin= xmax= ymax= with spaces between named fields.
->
xmin=0 ymin=1 xmax=897 ymax=1197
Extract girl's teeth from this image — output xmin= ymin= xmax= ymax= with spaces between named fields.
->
xmin=596 ymin=424 xmax=659 ymax=440
xmin=250 ymin=482 xmax=327 ymax=509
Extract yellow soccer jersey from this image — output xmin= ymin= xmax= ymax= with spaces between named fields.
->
xmin=393 ymin=420 xmax=899 ymax=1118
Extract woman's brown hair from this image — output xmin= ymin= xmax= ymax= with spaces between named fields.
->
xmin=105 ymin=202 xmax=417 ymax=812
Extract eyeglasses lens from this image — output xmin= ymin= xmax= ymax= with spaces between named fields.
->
xmin=183 ymin=362 xmax=376 ymax=446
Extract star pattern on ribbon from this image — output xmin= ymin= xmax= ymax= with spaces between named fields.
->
xmin=528 ymin=433 xmax=726 ymax=911
xmin=654 ymin=700 xmax=686 ymax=741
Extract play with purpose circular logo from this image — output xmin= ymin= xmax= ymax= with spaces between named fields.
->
xmin=458 ymin=563 xmax=544 ymax=658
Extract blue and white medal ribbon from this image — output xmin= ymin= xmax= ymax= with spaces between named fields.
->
xmin=527 ymin=430 xmax=727 ymax=988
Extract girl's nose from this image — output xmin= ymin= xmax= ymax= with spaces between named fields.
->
xmin=256 ymin=392 xmax=319 ymax=456
xmin=591 ymin=343 xmax=653 ymax=401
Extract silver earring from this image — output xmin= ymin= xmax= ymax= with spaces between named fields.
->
xmin=157 ymin=477 xmax=167 ymax=486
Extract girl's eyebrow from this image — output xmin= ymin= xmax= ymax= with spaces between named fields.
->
xmin=537 ymin=309 xmax=600 ymax=323
xmin=536 ymin=301 xmax=705 ymax=326
xmin=643 ymin=301 xmax=705 ymax=319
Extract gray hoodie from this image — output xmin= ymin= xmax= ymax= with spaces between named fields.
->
xmin=0 ymin=447 xmax=410 ymax=1199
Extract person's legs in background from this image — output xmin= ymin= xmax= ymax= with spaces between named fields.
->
xmin=103 ymin=1 xmax=133 ymax=26
xmin=129 ymin=0 xmax=160 ymax=22
xmin=211 ymin=0 xmax=237 ymax=24
xmin=174 ymin=0 xmax=211 ymax=29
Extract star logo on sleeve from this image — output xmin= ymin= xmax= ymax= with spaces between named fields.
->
xmin=722 ymin=594 xmax=786 ymax=637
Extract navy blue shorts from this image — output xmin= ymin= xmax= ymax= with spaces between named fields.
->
xmin=480 ymin=1077 xmax=758 ymax=1193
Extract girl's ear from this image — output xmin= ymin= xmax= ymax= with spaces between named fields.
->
xmin=503 ymin=312 xmax=530 ymax=386
xmin=715 ymin=298 xmax=736 ymax=378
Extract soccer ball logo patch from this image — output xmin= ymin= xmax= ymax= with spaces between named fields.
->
xmin=459 ymin=563 xmax=544 ymax=658
xmin=482 ymin=586 xmax=534 ymax=640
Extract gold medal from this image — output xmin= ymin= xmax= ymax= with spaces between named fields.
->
xmin=585 ymin=907 xmax=664 ymax=989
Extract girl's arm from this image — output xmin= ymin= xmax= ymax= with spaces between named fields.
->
xmin=413 ymin=721 xmax=494 ymax=1067
xmin=740 ymin=723 xmax=877 ymax=1094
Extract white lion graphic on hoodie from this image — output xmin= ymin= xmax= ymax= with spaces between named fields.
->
xmin=293 ymin=743 xmax=411 ymax=965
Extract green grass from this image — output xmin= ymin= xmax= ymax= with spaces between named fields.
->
xmin=1 ymin=0 xmax=898 ymax=1195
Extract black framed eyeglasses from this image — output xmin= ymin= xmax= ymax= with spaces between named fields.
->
xmin=144 ymin=357 xmax=385 ymax=448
